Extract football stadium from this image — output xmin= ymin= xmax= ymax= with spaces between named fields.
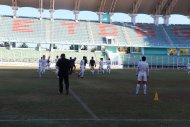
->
xmin=0 ymin=0 xmax=190 ymax=127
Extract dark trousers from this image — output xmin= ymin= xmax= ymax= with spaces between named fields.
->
xmin=59 ymin=74 xmax=69 ymax=94
xmin=69 ymin=66 xmax=73 ymax=74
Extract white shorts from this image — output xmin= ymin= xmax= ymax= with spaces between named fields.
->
xmin=80 ymin=66 xmax=85 ymax=71
xmin=90 ymin=66 xmax=95 ymax=70
xmin=99 ymin=67 xmax=103 ymax=70
xmin=40 ymin=67 xmax=46 ymax=73
xmin=137 ymin=72 xmax=147 ymax=81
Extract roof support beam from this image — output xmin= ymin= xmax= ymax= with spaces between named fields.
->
xmin=109 ymin=0 xmax=118 ymax=24
xmin=39 ymin=0 xmax=43 ymax=20
xmin=74 ymin=0 xmax=81 ymax=11
xmin=98 ymin=0 xmax=107 ymax=12
xmin=109 ymin=0 xmax=118 ymax=13
xmin=49 ymin=0 xmax=55 ymax=21
xmin=39 ymin=0 xmax=43 ymax=10
xmin=50 ymin=0 xmax=55 ymax=10
xmin=97 ymin=0 xmax=106 ymax=23
xmin=130 ymin=0 xmax=142 ymax=14
xmin=74 ymin=0 xmax=80 ymax=22
xmin=154 ymin=0 xmax=168 ymax=15
xmin=165 ymin=0 xmax=178 ymax=15
xmin=12 ymin=0 xmax=17 ymax=9
xmin=12 ymin=0 xmax=18 ymax=19
xmin=129 ymin=0 xmax=142 ymax=25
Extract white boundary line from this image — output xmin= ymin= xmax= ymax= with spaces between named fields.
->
xmin=70 ymin=89 xmax=99 ymax=119
xmin=50 ymin=70 xmax=98 ymax=119
xmin=0 ymin=118 xmax=190 ymax=122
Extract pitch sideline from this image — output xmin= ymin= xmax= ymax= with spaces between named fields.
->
xmin=0 ymin=118 xmax=190 ymax=122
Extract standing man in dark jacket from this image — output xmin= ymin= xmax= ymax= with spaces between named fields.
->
xmin=56 ymin=54 xmax=70 ymax=95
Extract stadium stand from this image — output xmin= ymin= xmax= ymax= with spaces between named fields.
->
xmin=0 ymin=15 xmax=189 ymax=68
xmin=0 ymin=16 xmax=189 ymax=47
xmin=0 ymin=16 xmax=190 ymax=47
xmin=163 ymin=25 xmax=190 ymax=46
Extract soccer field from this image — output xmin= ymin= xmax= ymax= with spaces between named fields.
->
xmin=0 ymin=68 xmax=190 ymax=127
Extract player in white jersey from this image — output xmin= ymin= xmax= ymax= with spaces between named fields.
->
xmin=106 ymin=58 xmax=111 ymax=74
xmin=39 ymin=55 xmax=47 ymax=77
xmin=38 ymin=57 xmax=42 ymax=75
xmin=55 ymin=55 xmax=59 ymax=74
xmin=136 ymin=56 xmax=149 ymax=95
xmin=78 ymin=56 xmax=86 ymax=78
xmin=187 ymin=62 xmax=190 ymax=74
xmin=98 ymin=58 xmax=104 ymax=74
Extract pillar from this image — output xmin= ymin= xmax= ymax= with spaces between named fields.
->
xmin=49 ymin=9 xmax=54 ymax=21
xmin=74 ymin=11 xmax=79 ymax=22
xmin=167 ymin=48 xmax=170 ymax=55
xmin=141 ymin=47 xmax=144 ymax=55
xmin=130 ymin=47 xmax=134 ymax=53
xmin=36 ymin=43 xmax=41 ymax=51
xmin=9 ymin=42 xmax=13 ymax=50
xmin=188 ymin=16 xmax=190 ymax=24
xmin=152 ymin=15 xmax=160 ymax=26
xmin=163 ymin=15 xmax=170 ymax=26
xmin=177 ymin=48 xmax=180 ymax=56
xmin=97 ymin=12 xmax=103 ymax=23
xmin=129 ymin=14 xmax=137 ymax=25
xmin=109 ymin=13 xmax=114 ymax=24
xmin=49 ymin=44 xmax=53 ymax=51
xmin=12 ymin=7 xmax=18 ymax=19
xmin=38 ymin=8 xmax=44 ymax=20
xmin=78 ymin=45 xmax=81 ymax=52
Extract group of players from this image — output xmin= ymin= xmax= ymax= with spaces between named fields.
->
xmin=38 ymin=54 xmax=190 ymax=96
xmin=38 ymin=54 xmax=149 ymax=95
xmin=78 ymin=56 xmax=111 ymax=78
xmin=38 ymin=55 xmax=112 ymax=78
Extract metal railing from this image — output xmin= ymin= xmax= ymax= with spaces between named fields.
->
xmin=121 ymin=54 xmax=190 ymax=69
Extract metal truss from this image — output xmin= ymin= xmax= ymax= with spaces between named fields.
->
xmin=130 ymin=0 xmax=142 ymax=14
xmin=74 ymin=0 xmax=81 ymax=11
xmin=98 ymin=0 xmax=106 ymax=12
xmin=164 ymin=0 xmax=178 ymax=15
xmin=109 ymin=0 xmax=118 ymax=13
xmin=153 ymin=0 xmax=168 ymax=15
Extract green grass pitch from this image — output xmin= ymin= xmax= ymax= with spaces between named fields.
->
xmin=0 ymin=68 xmax=190 ymax=127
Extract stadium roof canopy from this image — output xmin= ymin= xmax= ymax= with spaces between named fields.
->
xmin=0 ymin=0 xmax=190 ymax=16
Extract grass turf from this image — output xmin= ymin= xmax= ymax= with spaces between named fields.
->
xmin=0 ymin=68 xmax=190 ymax=127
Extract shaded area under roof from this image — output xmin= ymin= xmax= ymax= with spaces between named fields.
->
xmin=0 ymin=0 xmax=189 ymax=16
